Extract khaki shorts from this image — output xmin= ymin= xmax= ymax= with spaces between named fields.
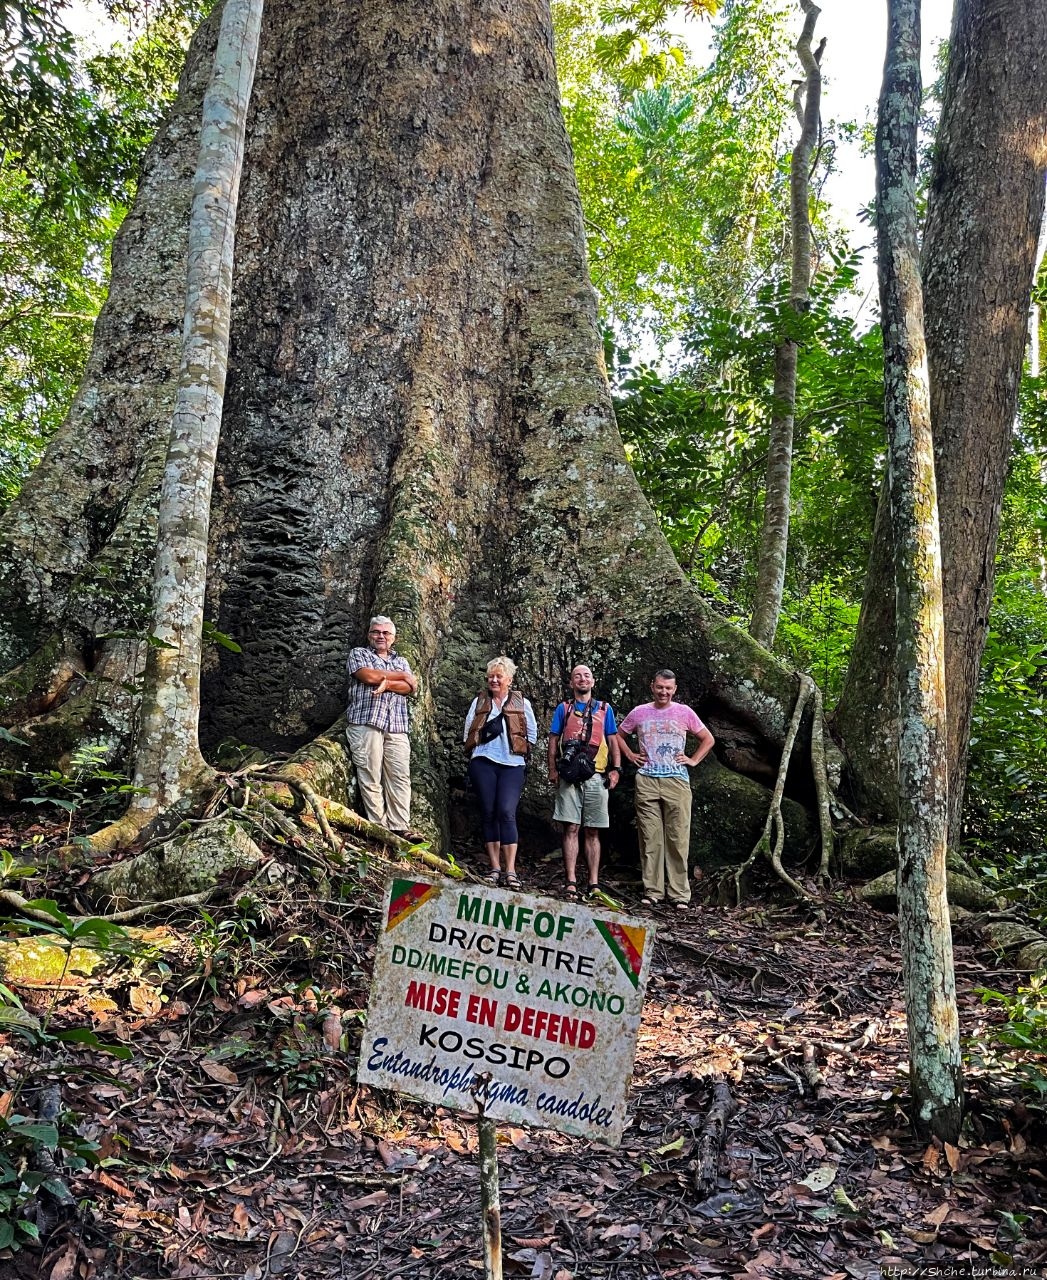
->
xmin=553 ymin=773 xmax=609 ymax=828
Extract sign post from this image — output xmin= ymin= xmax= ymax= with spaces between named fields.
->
xmin=358 ymin=875 xmax=655 ymax=1273
xmin=473 ymin=1072 xmax=502 ymax=1280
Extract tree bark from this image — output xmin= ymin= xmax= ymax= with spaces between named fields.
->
xmin=0 ymin=0 xmax=812 ymax=849
xmin=835 ymin=0 xmax=1047 ymax=838
xmin=876 ymin=0 xmax=962 ymax=1144
xmin=749 ymin=0 xmax=821 ymax=650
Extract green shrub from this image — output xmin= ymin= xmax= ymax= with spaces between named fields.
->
xmin=964 ymin=572 xmax=1047 ymax=910
xmin=976 ymin=975 xmax=1047 ymax=1097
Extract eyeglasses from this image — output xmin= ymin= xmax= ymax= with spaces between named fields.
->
xmin=369 ymin=629 xmax=394 ymax=636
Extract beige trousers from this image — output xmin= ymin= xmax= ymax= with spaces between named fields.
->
xmin=346 ymin=724 xmax=411 ymax=830
xmin=634 ymin=774 xmax=692 ymax=903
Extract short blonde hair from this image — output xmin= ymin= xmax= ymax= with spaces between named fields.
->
xmin=486 ymin=655 xmax=517 ymax=681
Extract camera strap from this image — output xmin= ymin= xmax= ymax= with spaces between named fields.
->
xmin=559 ymin=699 xmax=595 ymax=753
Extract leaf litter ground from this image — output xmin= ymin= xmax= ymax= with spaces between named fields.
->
xmin=1 ymin=814 xmax=1044 ymax=1280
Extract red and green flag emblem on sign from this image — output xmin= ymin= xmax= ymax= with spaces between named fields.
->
xmin=594 ymin=920 xmax=647 ymax=989
xmin=386 ymin=879 xmax=438 ymax=932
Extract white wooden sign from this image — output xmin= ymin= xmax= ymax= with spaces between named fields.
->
xmin=357 ymin=876 xmax=656 ymax=1146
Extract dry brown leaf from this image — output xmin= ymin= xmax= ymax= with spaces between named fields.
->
xmin=46 ymin=1244 xmax=79 ymax=1280
xmin=921 ymin=1142 xmax=941 ymax=1174
xmin=237 ymin=988 xmax=270 ymax=1007
xmin=781 ymin=1122 xmax=810 ymax=1137
xmin=923 ymin=1203 xmax=950 ymax=1228
xmin=268 ymin=1229 xmax=299 ymax=1274
xmin=343 ymin=1190 xmax=390 ymax=1210
xmin=944 ymin=1141 xmax=963 ymax=1171
xmin=95 ymin=1170 xmax=135 ymax=1198
xmin=200 ymin=1058 xmax=239 ymax=1085
xmin=322 ymin=1009 xmax=342 ymax=1051
xmin=129 ymin=984 xmax=163 ymax=1017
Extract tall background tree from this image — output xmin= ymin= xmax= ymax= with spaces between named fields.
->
xmin=875 ymin=0 xmax=962 ymax=1142
xmin=748 ymin=0 xmax=822 ymax=648
xmin=835 ymin=0 xmax=1047 ymax=839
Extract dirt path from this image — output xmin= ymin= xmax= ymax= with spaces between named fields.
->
xmin=2 ymin=823 xmax=1043 ymax=1279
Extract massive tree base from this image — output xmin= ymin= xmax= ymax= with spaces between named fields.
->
xmin=0 ymin=0 xmax=853 ymax=879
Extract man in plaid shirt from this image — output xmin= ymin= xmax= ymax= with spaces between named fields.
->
xmin=346 ymin=616 xmax=417 ymax=835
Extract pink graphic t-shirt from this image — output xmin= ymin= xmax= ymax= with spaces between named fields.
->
xmin=618 ymin=701 xmax=706 ymax=779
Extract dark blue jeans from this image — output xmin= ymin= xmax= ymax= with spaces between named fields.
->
xmin=468 ymin=757 xmax=527 ymax=844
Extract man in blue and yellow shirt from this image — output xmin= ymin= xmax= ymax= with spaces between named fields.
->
xmin=547 ymin=664 xmax=620 ymax=901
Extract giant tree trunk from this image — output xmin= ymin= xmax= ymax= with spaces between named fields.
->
xmin=0 ymin=0 xmax=810 ymax=849
xmin=835 ymin=0 xmax=1047 ymax=837
xmin=749 ymin=0 xmax=821 ymax=651
xmin=876 ymin=0 xmax=962 ymax=1144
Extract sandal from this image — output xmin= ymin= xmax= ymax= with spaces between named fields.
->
xmin=564 ymin=881 xmax=579 ymax=901
xmin=585 ymin=883 xmax=601 ymax=900
xmin=484 ymin=867 xmax=503 ymax=885
xmin=640 ymin=896 xmax=660 ymax=909
xmin=504 ymin=871 xmax=522 ymax=891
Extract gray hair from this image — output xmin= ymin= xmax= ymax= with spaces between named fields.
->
xmin=652 ymin=668 xmax=676 ymax=682
xmin=487 ymin=655 xmax=517 ymax=680
xmin=369 ymin=615 xmax=396 ymax=635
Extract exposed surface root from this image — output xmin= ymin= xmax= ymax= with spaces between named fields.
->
xmin=731 ymin=672 xmax=814 ymax=903
xmin=810 ymin=682 xmax=835 ymax=881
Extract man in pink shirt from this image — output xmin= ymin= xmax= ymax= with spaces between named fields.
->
xmin=617 ymin=669 xmax=715 ymax=911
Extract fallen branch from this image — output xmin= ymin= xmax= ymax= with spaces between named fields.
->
xmin=0 ymin=888 xmax=68 ymax=926
xmin=694 ymin=1077 xmax=738 ymax=1196
xmin=297 ymin=780 xmax=344 ymax=858
xmin=91 ymin=889 xmax=215 ymax=924
xmin=801 ymin=1041 xmax=825 ymax=1101
xmin=664 ymin=935 xmax=792 ymax=987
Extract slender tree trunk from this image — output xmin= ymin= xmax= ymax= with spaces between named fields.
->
xmin=835 ymin=0 xmax=1047 ymax=836
xmin=1031 ymin=221 xmax=1047 ymax=594
xmin=124 ymin=0 xmax=263 ymax=836
xmin=749 ymin=0 xmax=821 ymax=650
xmin=876 ymin=0 xmax=962 ymax=1143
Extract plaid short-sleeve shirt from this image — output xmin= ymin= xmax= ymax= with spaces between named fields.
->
xmin=346 ymin=646 xmax=413 ymax=734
